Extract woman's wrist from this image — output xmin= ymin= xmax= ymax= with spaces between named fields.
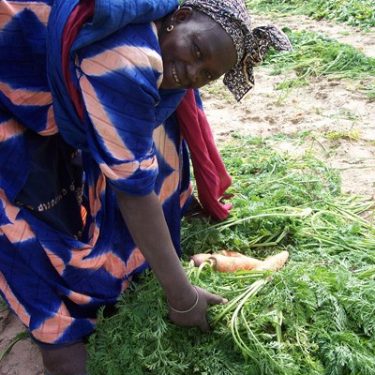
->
xmin=165 ymin=282 xmax=197 ymax=311
xmin=168 ymin=286 xmax=199 ymax=313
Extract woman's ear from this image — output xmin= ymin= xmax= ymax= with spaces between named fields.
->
xmin=170 ymin=6 xmax=193 ymax=23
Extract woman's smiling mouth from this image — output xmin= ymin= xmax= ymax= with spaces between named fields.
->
xmin=172 ymin=63 xmax=181 ymax=86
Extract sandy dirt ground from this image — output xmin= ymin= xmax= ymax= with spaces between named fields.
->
xmin=203 ymin=71 xmax=375 ymax=197
xmin=0 ymin=13 xmax=374 ymax=375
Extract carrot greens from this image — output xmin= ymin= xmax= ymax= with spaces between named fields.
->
xmin=245 ymin=0 xmax=375 ymax=29
xmin=88 ymin=137 xmax=375 ymax=375
xmin=263 ymin=30 xmax=375 ymax=95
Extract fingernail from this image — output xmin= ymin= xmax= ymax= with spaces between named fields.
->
xmin=222 ymin=298 xmax=228 ymax=304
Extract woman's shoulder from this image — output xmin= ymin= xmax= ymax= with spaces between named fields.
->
xmin=78 ymin=22 xmax=162 ymax=75
xmin=77 ymin=22 xmax=163 ymax=98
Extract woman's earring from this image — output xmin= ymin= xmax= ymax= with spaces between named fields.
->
xmin=166 ymin=25 xmax=174 ymax=32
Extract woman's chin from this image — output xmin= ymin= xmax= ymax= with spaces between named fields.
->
xmin=160 ymin=79 xmax=179 ymax=90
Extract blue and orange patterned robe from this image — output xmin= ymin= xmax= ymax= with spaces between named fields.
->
xmin=0 ymin=0 xmax=195 ymax=345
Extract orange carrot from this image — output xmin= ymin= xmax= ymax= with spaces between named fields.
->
xmin=191 ymin=250 xmax=289 ymax=272
xmin=254 ymin=251 xmax=289 ymax=272
xmin=191 ymin=250 xmax=245 ymax=266
xmin=208 ymin=254 xmax=262 ymax=272
xmin=217 ymin=250 xmax=248 ymax=258
xmin=191 ymin=253 xmax=213 ymax=266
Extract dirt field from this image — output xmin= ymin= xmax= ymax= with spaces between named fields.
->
xmin=0 ymin=13 xmax=374 ymax=375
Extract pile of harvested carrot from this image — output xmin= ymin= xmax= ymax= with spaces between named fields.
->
xmin=191 ymin=250 xmax=289 ymax=272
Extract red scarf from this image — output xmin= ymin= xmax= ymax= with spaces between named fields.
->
xmin=176 ymin=90 xmax=232 ymax=220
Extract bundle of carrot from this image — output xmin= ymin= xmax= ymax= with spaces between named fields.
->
xmin=88 ymin=138 xmax=375 ymax=375
xmin=191 ymin=250 xmax=289 ymax=272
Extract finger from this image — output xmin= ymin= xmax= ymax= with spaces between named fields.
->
xmin=206 ymin=292 xmax=228 ymax=306
xmin=191 ymin=254 xmax=212 ymax=266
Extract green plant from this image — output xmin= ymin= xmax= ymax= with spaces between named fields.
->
xmin=246 ymin=0 xmax=375 ymax=29
xmin=324 ymin=129 xmax=361 ymax=141
xmin=264 ymin=30 xmax=375 ymax=85
xmin=88 ymin=137 xmax=375 ymax=375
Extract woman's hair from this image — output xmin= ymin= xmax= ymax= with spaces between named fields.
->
xmin=182 ymin=0 xmax=292 ymax=101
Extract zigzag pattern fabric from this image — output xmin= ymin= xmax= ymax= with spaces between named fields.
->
xmin=0 ymin=0 xmax=191 ymax=344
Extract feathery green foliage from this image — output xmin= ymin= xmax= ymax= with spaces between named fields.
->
xmin=88 ymin=137 xmax=375 ymax=375
xmin=263 ymin=30 xmax=375 ymax=92
xmin=245 ymin=0 xmax=375 ymax=28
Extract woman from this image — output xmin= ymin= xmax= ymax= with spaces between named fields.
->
xmin=0 ymin=0 xmax=291 ymax=373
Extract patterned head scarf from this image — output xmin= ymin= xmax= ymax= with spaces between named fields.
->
xmin=181 ymin=0 xmax=292 ymax=101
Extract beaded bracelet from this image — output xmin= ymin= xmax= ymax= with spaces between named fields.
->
xmin=168 ymin=286 xmax=199 ymax=314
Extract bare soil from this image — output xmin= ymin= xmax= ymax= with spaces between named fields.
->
xmin=203 ymin=71 xmax=375 ymax=197
xmin=0 ymin=14 xmax=374 ymax=375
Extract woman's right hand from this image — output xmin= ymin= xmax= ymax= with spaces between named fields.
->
xmin=116 ymin=193 xmax=226 ymax=333
xmin=168 ymin=286 xmax=228 ymax=332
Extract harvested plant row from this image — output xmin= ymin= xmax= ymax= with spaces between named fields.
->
xmin=88 ymin=138 xmax=375 ymax=375
xmin=246 ymin=0 xmax=375 ymax=29
xmin=264 ymin=30 xmax=375 ymax=97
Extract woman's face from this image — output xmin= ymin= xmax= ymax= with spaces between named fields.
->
xmin=158 ymin=8 xmax=237 ymax=90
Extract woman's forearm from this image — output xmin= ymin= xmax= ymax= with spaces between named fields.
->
xmin=115 ymin=190 xmax=196 ymax=309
